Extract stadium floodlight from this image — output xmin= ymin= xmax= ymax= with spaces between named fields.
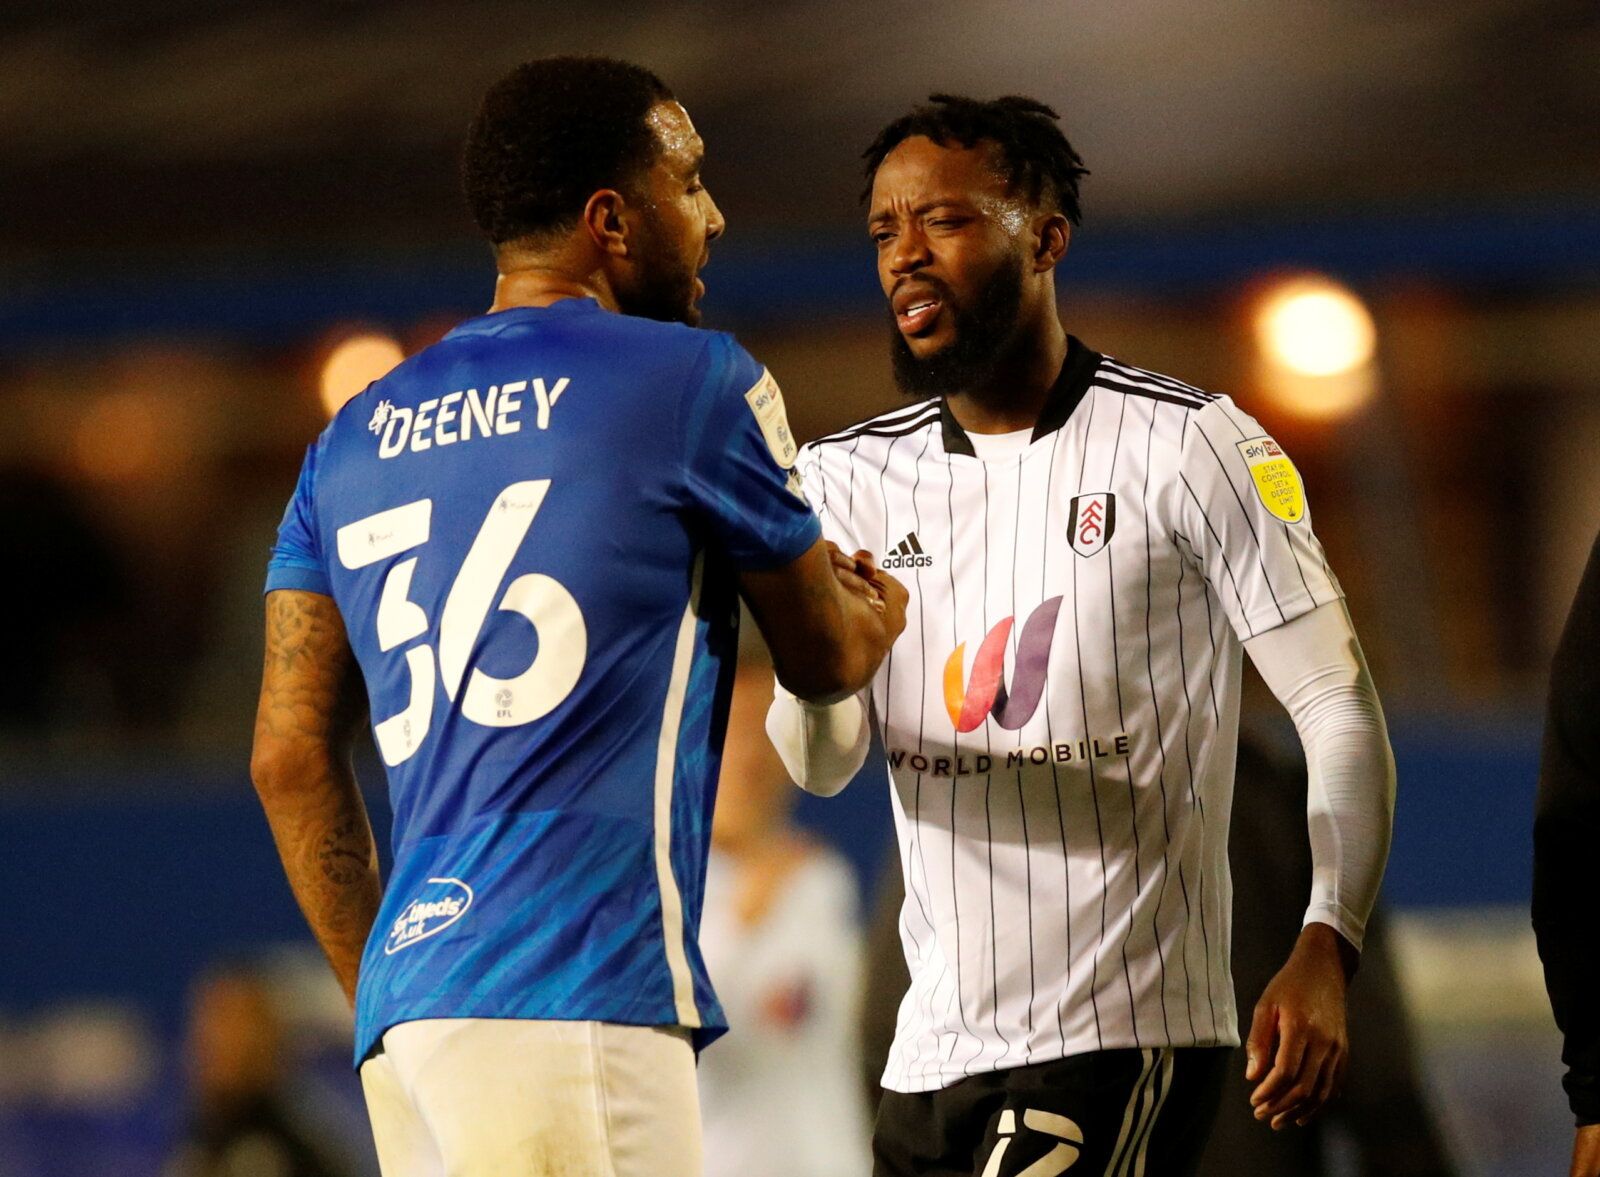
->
xmin=1256 ymin=276 xmax=1376 ymax=377
xmin=320 ymin=332 xmax=405 ymax=417
xmin=1252 ymin=275 xmax=1378 ymax=420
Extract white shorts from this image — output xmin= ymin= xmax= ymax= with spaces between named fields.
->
xmin=359 ymin=1018 xmax=701 ymax=1177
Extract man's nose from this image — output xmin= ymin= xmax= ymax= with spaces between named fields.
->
xmin=704 ymin=190 xmax=726 ymax=243
xmin=887 ymin=226 xmax=930 ymax=275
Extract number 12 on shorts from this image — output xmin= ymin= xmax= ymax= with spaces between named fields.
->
xmin=334 ymin=479 xmax=588 ymax=766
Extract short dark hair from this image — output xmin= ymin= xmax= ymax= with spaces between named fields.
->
xmin=463 ymin=56 xmax=674 ymax=245
xmin=862 ymin=94 xmax=1089 ymax=224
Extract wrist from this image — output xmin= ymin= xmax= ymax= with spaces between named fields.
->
xmin=1298 ymin=920 xmax=1359 ymax=980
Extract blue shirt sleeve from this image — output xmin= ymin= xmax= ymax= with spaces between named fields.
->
xmin=679 ymin=333 xmax=821 ymax=570
xmin=264 ymin=441 xmax=333 ymax=595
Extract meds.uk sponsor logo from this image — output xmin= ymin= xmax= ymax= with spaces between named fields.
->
xmin=942 ymin=596 xmax=1063 ymax=733
xmin=384 ymin=877 xmax=474 ymax=955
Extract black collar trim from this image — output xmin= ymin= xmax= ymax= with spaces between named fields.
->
xmin=938 ymin=335 xmax=1103 ymax=457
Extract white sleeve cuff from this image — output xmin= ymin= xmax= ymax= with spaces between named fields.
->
xmin=765 ymin=683 xmax=870 ymax=797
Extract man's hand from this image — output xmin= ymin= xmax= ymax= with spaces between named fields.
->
xmin=824 ymin=542 xmax=908 ymax=641
xmin=1572 ymin=1122 xmax=1600 ymax=1177
xmin=1246 ymin=922 xmax=1355 ymax=1129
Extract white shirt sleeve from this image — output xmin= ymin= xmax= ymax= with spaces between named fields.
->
xmin=1174 ymin=398 xmax=1343 ymax=641
xmin=1243 ymin=599 xmax=1396 ymax=952
xmin=765 ymin=681 xmax=870 ymax=797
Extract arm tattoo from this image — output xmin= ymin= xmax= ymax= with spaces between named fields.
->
xmin=252 ymin=589 xmax=379 ymax=1006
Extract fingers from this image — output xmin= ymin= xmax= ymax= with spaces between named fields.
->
xmin=1249 ymin=1015 xmax=1307 ymax=1117
xmin=1288 ymin=1049 xmax=1343 ymax=1128
xmin=1250 ymin=1023 xmax=1347 ymax=1129
xmin=1266 ymin=1045 xmax=1333 ymax=1129
xmin=1244 ymin=1000 xmax=1276 ymax=1082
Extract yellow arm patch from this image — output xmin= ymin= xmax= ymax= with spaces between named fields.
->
xmin=1234 ymin=436 xmax=1306 ymax=523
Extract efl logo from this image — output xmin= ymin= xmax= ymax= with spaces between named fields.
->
xmin=943 ymin=596 xmax=1063 ymax=732
xmin=384 ymin=877 xmax=475 ymax=955
xmin=1067 ymin=492 xmax=1116 ymax=558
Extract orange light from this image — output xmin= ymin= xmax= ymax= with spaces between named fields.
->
xmin=1252 ymin=276 xmax=1378 ymax=421
xmin=320 ymin=333 xmax=404 ymax=417
xmin=74 ymin=392 xmax=169 ymax=482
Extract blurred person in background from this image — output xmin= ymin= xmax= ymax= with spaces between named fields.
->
xmin=769 ymin=93 xmax=1396 ymax=1175
xmin=1201 ymin=733 xmax=1456 ymax=1177
xmin=0 ymin=465 xmax=133 ymax=742
xmin=164 ymin=964 xmax=356 ymax=1177
xmin=698 ymin=657 xmax=873 ymax=1177
xmin=249 ymin=54 xmax=903 ymax=1177
xmin=1534 ymin=530 xmax=1600 ymax=1177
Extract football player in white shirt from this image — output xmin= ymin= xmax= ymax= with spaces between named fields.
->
xmin=768 ymin=94 xmax=1396 ymax=1176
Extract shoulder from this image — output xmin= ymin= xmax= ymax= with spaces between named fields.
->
xmin=799 ymin=398 xmax=940 ymax=461
xmin=1088 ymin=354 xmax=1222 ymax=415
xmin=1087 ymin=357 xmax=1265 ymax=451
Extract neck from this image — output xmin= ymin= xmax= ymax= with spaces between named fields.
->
xmin=489 ymin=248 xmax=619 ymax=314
xmin=943 ymin=301 xmax=1068 ymax=435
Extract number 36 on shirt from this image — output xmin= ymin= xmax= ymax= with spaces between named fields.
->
xmin=333 ymin=479 xmax=586 ymax=765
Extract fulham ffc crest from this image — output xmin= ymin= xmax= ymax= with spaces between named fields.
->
xmin=1067 ymin=492 xmax=1115 ymax=557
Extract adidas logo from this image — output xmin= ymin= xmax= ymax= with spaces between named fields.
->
xmin=882 ymin=531 xmax=934 ymax=570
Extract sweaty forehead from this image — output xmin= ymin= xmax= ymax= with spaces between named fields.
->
xmin=646 ymin=100 xmax=703 ymax=170
xmin=870 ymin=135 xmax=1011 ymax=214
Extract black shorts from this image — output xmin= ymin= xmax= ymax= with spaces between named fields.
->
xmin=874 ymin=1047 xmax=1228 ymax=1177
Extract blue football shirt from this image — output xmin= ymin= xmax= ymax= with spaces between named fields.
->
xmin=263 ymin=299 xmax=819 ymax=1064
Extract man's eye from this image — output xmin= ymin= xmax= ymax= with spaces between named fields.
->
xmin=872 ymin=231 xmax=896 ymax=245
xmin=929 ymin=218 xmax=965 ymax=230
xmin=688 ymin=182 xmax=705 ymax=195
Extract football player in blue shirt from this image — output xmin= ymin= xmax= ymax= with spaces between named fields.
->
xmin=249 ymin=56 xmax=905 ymax=1177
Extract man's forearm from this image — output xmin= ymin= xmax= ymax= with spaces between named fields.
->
xmin=252 ymin=589 xmax=379 ymax=1006
xmin=254 ymin=750 xmax=380 ymax=1005
xmin=1245 ymin=600 xmax=1395 ymax=952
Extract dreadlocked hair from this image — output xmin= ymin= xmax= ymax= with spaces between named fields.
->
xmin=861 ymin=94 xmax=1089 ymax=224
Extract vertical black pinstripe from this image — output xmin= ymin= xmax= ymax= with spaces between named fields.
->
xmin=972 ymin=454 xmax=1004 ymax=1074
xmin=1069 ymin=391 xmax=1115 ymax=1048
xmin=812 ymin=445 xmax=830 ymax=526
xmin=1191 ymin=556 xmax=1225 ymax=1038
xmin=919 ymin=426 xmax=983 ymax=1085
xmin=1039 ymin=427 xmax=1074 ymax=1053
xmin=880 ymin=428 xmax=945 ymax=1085
xmin=1171 ymin=555 xmax=1220 ymax=1037
xmin=1012 ymin=450 xmax=1037 ymax=1063
xmin=844 ymin=434 xmax=863 ymax=528
xmin=1178 ymin=475 xmax=1257 ymax=639
xmin=1139 ymin=404 xmax=1180 ymax=1044
xmin=1102 ymin=392 xmax=1147 ymax=1047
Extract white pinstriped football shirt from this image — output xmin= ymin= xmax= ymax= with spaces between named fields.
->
xmin=796 ymin=337 xmax=1343 ymax=1093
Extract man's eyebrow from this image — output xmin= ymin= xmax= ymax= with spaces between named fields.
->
xmin=684 ymin=147 xmax=705 ymax=175
xmin=868 ymin=199 xmax=970 ymax=225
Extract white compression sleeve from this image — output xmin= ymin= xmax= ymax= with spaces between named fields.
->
xmin=765 ymin=682 xmax=870 ymax=797
xmin=1243 ymin=600 xmax=1396 ymax=952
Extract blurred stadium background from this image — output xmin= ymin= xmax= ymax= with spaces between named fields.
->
xmin=2 ymin=2 xmax=1597 ymax=1173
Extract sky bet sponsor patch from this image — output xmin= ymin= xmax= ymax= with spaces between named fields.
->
xmin=744 ymin=369 xmax=798 ymax=469
xmin=1235 ymin=436 xmax=1305 ymax=523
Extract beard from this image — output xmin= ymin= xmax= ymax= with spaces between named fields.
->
xmin=615 ymin=214 xmax=701 ymax=326
xmin=889 ymin=261 xmax=1025 ymax=397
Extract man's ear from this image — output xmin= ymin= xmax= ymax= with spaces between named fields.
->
xmin=582 ymin=189 xmax=630 ymax=258
xmin=1033 ymin=213 xmax=1070 ymax=273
